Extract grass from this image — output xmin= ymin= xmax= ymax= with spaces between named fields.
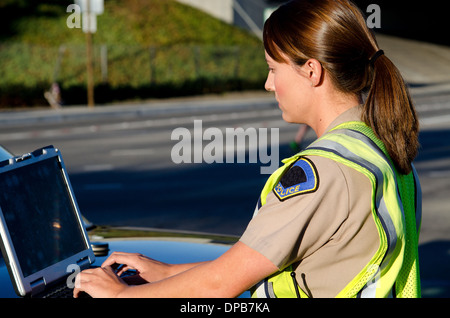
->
xmin=0 ymin=0 xmax=267 ymax=107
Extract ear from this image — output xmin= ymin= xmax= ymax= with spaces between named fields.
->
xmin=304 ymin=59 xmax=323 ymax=87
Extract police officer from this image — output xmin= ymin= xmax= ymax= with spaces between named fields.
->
xmin=74 ymin=0 xmax=421 ymax=298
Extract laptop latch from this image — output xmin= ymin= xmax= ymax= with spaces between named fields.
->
xmin=30 ymin=277 xmax=46 ymax=295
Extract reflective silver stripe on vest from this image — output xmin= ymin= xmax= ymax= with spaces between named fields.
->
xmin=330 ymin=128 xmax=407 ymax=222
xmin=253 ymin=278 xmax=275 ymax=298
xmin=337 ymin=128 xmax=421 ymax=246
xmin=412 ymin=164 xmax=422 ymax=232
xmin=306 ymin=130 xmax=402 ymax=296
xmin=336 ymin=128 xmax=421 ymax=233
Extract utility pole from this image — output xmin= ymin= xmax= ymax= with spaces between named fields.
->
xmin=77 ymin=0 xmax=103 ymax=108
xmin=86 ymin=0 xmax=95 ymax=107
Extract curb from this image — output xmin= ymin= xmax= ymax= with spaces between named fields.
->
xmin=0 ymin=92 xmax=277 ymax=127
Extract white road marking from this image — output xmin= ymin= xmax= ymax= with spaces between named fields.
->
xmin=82 ymin=164 xmax=114 ymax=171
xmin=110 ymin=149 xmax=155 ymax=156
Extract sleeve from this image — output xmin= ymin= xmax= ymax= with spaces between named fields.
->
xmin=239 ymin=155 xmax=351 ymax=270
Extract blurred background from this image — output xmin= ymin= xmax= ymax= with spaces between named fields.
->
xmin=1 ymin=0 xmax=450 ymax=297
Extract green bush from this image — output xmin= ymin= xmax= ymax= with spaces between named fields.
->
xmin=0 ymin=0 xmax=268 ymax=107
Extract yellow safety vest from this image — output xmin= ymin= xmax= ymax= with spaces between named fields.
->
xmin=252 ymin=121 xmax=421 ymax=298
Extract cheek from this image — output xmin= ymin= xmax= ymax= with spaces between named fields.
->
xmin=275 ymin=77 xmax=298 ymax=103
xmin=273 ymin=78 xmax=286 ymax=97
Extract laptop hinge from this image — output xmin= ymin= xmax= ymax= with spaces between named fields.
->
xmin=76 ymin=256 xmax=91 ymax=269
xmin=30 ymin=277 xmax=46 ymax=295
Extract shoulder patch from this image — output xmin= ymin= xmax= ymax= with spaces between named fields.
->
xmin=273 ymin=157 xmax=319 ymax=201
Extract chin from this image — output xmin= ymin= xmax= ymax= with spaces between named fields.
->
xmin=281 ymin=112 xmax=296 ymax=123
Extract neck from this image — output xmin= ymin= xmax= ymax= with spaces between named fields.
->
xmin=309 ymin=90 xmax=360 ymax=138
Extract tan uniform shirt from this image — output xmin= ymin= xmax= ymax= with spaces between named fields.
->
xmin=240 ymin=106 xmax=380 ymax=298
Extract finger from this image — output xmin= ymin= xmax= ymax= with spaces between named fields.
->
xmin=116 ymin=265 xmax=136 ymax=276
xmin=101 ymin=252 xmax=134 ymax=268
xmin=102 ymin=256 xmax=142 ymax=275
xmin=74 ymin=267 xmax=103 ymax=287
xmin=73 ymin=267 xmax=115 ymax=298
xmin=102 ymin=265 xmax=115 ymax=273
xmin=74 ymin=272 xmax=89 ymax=298
xmin=73 ymin=287 xmax=85 ymax=298
xmin=79 ymin=268 xmax=97 ymax=275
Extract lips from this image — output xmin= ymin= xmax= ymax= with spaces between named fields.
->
xmin=277 ymin=101 xmax=283 ymax=111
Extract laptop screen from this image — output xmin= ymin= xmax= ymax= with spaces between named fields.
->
xmin=0 ymin=156 xmax=88 ymax=278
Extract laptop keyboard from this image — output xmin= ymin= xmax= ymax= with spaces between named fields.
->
xmin=41 ymin=284 xmax=91 ymax=298
xmin=42 ymin=285 xmax=75 ymax=298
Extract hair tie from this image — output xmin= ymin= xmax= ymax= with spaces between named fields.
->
xmin=369 ymin=49 xmax=384 ymax=65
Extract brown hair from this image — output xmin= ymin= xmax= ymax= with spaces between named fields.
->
xmin=264 ymin=0 xmax=419 ymax=175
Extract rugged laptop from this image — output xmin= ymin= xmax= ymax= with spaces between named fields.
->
xmin=0 ymin=146 xmax=95 ymax=297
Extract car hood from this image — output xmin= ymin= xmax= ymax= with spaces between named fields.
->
xmin=0 ymin=226 xmax=244 ymax=298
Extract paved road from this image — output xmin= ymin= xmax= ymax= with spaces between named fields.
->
xmin=0 ymin=94 xmax=298 ymax=235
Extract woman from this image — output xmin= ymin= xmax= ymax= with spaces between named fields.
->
xmin=74 ymin=0 xmax=421 ymax=298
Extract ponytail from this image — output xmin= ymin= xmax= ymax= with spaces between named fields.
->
xmin=363 ymin=51 xmax=419 ymax=175
xmin=264 ymin=0 xmax=420 ymax=175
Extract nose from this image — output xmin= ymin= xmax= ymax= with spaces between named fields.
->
xmin=265 ymin=72 xmax=274 ymax=92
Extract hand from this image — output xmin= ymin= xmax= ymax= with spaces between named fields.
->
xmin=102 ymin=252 xmax=172 ymax=283
xmin=73 ymin=266 xmax=128 ymax=298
